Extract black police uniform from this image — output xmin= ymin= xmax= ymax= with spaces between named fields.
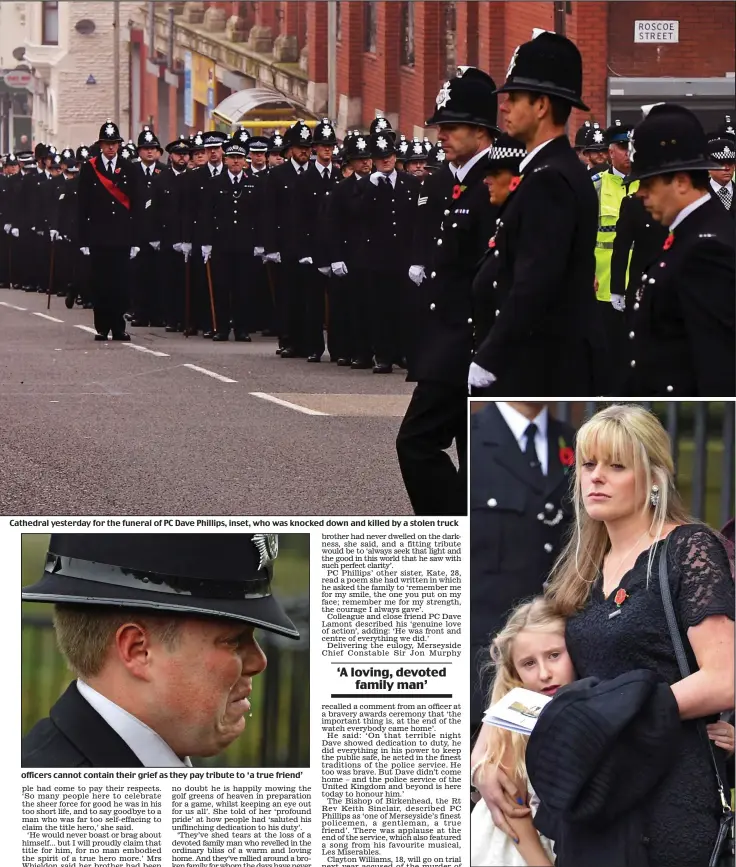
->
xmin=470 ymin=402 xmax=575 ymax=729
xmin=155 ymin=158 xmax=189 ymax=330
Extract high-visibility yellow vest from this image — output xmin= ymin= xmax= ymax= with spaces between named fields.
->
xmin=593 ymin=170 xmax=639 ymax=301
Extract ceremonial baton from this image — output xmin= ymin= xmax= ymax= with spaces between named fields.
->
xmin=184 ymin=255 xmax=191 ymax=337
xmin=47 ymin=238 xmax=56 ymax=310
xmin=205 ymin=258 xmax=218 ymax=333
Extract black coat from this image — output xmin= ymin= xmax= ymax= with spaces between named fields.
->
xmin=180 ymin=165 xmax=222 ymax=246
xmin=325 ymin=172 xmax=370 ymax=269
xmin=199 ymin=170 xmax=265 ymax=251
xmin=356 ymin=171 xmax=421 ymax=273
xmin=131 ymin=160 xmax=167 ymax=244
xmin=472 ymin=135 xmax=605 ymax=397
xmin=0 ymin=172 xmax=23 ymax=226
xmin=262 ymin=161 xmax=310 ymax=262
xmin=528 ymin=670 xmax=682 ymax=867
xmin=409 ymin=158 xmax=498 ymax=385
xmin=77 ymin=156 xmax=137 ymax=248
xmin=469 ymin=403 xmax=575 ymax=723
xmin=154 ymin=167 xmax=188 ymax=246
xmin=623 ymin=196 xmax=735 ymax=396
xmin=300 ymin=162 xmax=342 ymax=267
xmin=52 ymin=178 xmax=81 ymax=243
xmin=22 ymin=681 xmax=144 ymax=768
xmin=410 ymin=164 xmax=455 ymax=269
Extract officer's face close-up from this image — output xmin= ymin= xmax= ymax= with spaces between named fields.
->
xmin=291 ymin=145 xmax=311 ymax=165
xmin=315 ymin=144 xmax=333 ymax=164
xmin=209 ymin=147 xmax=223 ymax=165
xmin=138 ymin=147 xmax=160 ymax=164
xmin=100 ymin=141 xmax=120 ymax=160
xmin=586 ymin=150 xmax=609 ymax=167
xmin=170 ymin=153 xmax=189 ymax=169
xmin=250 ymin=151 xmax=267 ymax=169
xmin=636 ymin=174 xmax=693 ymax=226
xmin=143 ymin=616 xmax=268 ymax=759
xmin=191 ymin=150 xmax=208 ymax=167
xmin=350 ymin=157 xmax=373 ymax=176
xmin=483 ymin=168 xmax=515 ymax=206
xmin=710 ymin=163 xmax=735 ymax=186
xmin=269 ymin=153 xmax=285 ymax=166
xmin=374 ymin=153 xmax=397 ymax=173
xmin=579 ymin=450 xmax=644 ymax=523
xmin=437 ymin=122 xmax=489 ymax=163
xmin=405 ymin=160 xmax=427 ymax=177
xmin=608 ymin=142 xmax=631 ymax=175
xmin=225 ymin=154 xmax=246 ymax=173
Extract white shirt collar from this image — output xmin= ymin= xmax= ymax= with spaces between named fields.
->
xmin=209 ymin=163 xmax=221 ymax=176
xmin=76 ymin=679 xmax=192 ymax=768
xmin=228 ymin=169 xmax=243 ymax=183
xmin=379 ymin=168 xmax=398 ymax=188
xmin=497 ymin=403 xmax=549 ymax=476
xmin=251 ymin=166 xmax=265 ymax=174
xmin=102 ymin=155 xmax=117 ymax=172
xmin=519 ymin=138 xmax=556 ymax=174
xmin=291 ymin=157 xmax=306 ymax=174
xmin=611 ymin=166 xmax=626 ymax=178
xmin=455 ymin=146 xmax=491 ymax=183
xmin=317 ymin=162 xmax=332 ymax=177
xmin=669 ymin=192 xmax=712 ymax=232
xmin=710 ymin=177 xmax=733 ymax=195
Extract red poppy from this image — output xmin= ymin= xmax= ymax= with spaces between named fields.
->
xmin=154 ymin=168 xmax=160 ymax=174
xmin=614 ymin=588 xmax=628 ymax=607
xmin=508 ymin=175 xmax=522 ymax=192
xmin=451 ymin=184 xmax=465 ymax=200
xmin=559 ymin=446 xmax=574 ymax=467
xmin=663 ymin=232 xmax=674 ymax=251
xmin=114 ymin=168 xmax=121 ymax=174
xmin=488 ymin=237 xmax=496 ymax=249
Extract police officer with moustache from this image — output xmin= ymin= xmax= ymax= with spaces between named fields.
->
xmin=469 ymin=33 xmax=604 ymax=398
xmin=396 ymin=68 xmax=500 ymax=516
xmin=77 ymin=120 xmax=139 ymax=341
xmin=199 ymin=131 xmax=266 ymax=342
xmin=157 ymin=136 xmax=191 ymax=332
xmin=130 ymin=127 xmax=166 ymax=328
xmin=358 ymin=131 xmax=422 ymax=373
xmin=470 ymin=401 xmax=575 ymax=740
xmin=623 ymin=103 xmax=735 ymax=396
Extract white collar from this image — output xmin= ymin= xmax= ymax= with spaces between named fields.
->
xmin=611 ymin=166 xmax=626 ymax=179
xmin=497 ymin=402 xmax=549 ymax=476
xmin=669 ymin=192 xmax=712 ymax=232
xmin=379 ymin=168 xmax=398 ymax=187
xmin=250 ymin=166 xmax=265 ymax=173
xmin=455 ymin=146 xmax=491 ymax=183
xmin=209 ymin=163 xmax=222 ymax=175
xmin=519 ymin=138 xmax=556 ymax=174
xmin=316 ymin=162 xmax=332 ymax=177
xmin=141 ymin=161 xmax=154 ymax=173
xmin=76 ymin=679 xmax=192 ymax=768
xmin=710 ymin=177 xmax=733 ymax=194
xmin=228 ymin=169 xmax=243 ymax=183
xmin=291 ymin=157 xmax=307 ymax=173
xmin=103 ymin=155 xmax=117 ymax=170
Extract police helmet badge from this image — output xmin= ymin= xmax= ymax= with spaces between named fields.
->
xmin=593 ymin=128 xmax=605 ymax=144
xmin=356 ymin=137 xmax=367 ymax=151
xmin=627 ymin=129 xmax=636 ymax=162
xmin=506 ymin=46 xmax=520 ymax=79
xmin=252 ymin=534 xmax=279 ymax=571
xmin=435 ymin=81 xmax=452 ymax=109
xmin=299 ymin=125 xmax=310 ymax=141
xmin=105 ymin=124 xmax=116 ymax=137
xmin=375 ymin=117 xmax=389 ymax=131
xmin=376 ymin=136 xmax=389 ymax=152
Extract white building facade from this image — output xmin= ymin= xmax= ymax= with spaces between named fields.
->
xmin=0 ymin=1 xmax=31 ymax=151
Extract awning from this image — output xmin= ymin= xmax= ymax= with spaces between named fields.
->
xmin=212 ymin=87 xmax=318 ymax=126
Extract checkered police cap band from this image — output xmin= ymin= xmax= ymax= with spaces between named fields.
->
xmin=489 ymin=145 xmax=526 ymax=160
xmin=711 ymin=143 xmax=736 ymax=160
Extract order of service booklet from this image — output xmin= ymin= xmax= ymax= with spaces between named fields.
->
xmin=482 ymin=687 xmax=554 ymax=735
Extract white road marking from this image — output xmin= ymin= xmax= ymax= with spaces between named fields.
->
xmin=183 ymin=363 xmax=237 ymax=383
xmin=124 ymin=343 xmax=170 ymax=358
xmin=74 ymin=324 xmax=98 ymax=335
xmin=32 ymin=312 xmax=64 ymax=323
xmin=0 ymin=301 xmax=27 ymax=311
xmin=249 ymin=392 xmax=329 ymax=416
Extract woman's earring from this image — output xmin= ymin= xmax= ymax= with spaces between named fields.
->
xmin=650 ymin=485 xmax=660 ymax=508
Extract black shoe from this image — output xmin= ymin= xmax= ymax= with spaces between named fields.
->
xmin=83 ymin=301 xmax=93 ymax=309
xmin=165 ymin=325 xmax=178 ymax=333
xmin=130 ymin=319 xmax=149 ymax=327
xmin=307 ymin=354 xmax=322 ymax=363
xmin=184 ymin=327 xmax=198 ymax=336
xmin=23 ymin=286 xmax=34 ymax=292
xmin=373 ymin=363 xmax=393 ymax=374
xmin=336 ymin=358 xmax=351 ymax=366
xmin=280 ymin=348 xmax=296 ymax=358
xmin=234 ymin=332 xmax=252 ymax=342
xmin=275 ymin=347 xmax=283 ymax=355
xmin=350 ymin=359 xmax=372 ymax=370
xmin=94 ymin=333 xmax=108 ymax=341
xmin=64 ymin=293 xmax=75 ymax=309
xmin=56 ymin=290 xmax=66 ymax=297
xmin=112 ymin=332 xmax=131 ymax=341
xmin=212 ymin=331 xmax=229 ymax=342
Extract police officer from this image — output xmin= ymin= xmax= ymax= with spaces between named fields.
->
xmin=77 ymin=120 xmax=138 ymax=341
xmin=0 ymin=153 xmax=22 ymax=288
xmin=21 ymin=533 xmax=299 ymax=767
xmin=707 ymin=137 xmax=735 ymax=216
xmin=403 ymin=138 xmax=429 ymax=178
xmin=582 ymin=122 xmax=609 ymax=175
xmin=50 ymin=157 xmax=84 ymax=308
xmin=469 ymin=33 xmax=604 ymax=397
xmin=574 ymin=119 xmax=593 ymax=165
xmin=157 ymin=136 xmax=191 ymax=331
xmin=267 ymin=133 xmax=286 ymax=168
xmin=396 ymin=67 xmax=500 ymax=516
xmin=623 ymin=103 xmax=735 ymax=396
xmin=470 ymin=401 xmax=574 ymax=736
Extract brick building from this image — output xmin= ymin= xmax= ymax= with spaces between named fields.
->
xmin=121 ymin=1 xmax=736 ymax=142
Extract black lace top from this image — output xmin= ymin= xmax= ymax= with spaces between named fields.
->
xmin=565 ymin=524 xmax=734 ymax=867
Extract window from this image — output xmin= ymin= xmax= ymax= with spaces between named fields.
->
xmin=42 ymin=0 xmax=59 ymax=45
xmin=401 ymin=2 xmax=415 ymax=67
xmin=364 ymin=2 xmax=377 ymax=53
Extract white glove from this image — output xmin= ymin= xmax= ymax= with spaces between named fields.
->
xmin=331 ymin=262 xmax=348 ymax=277
xmin=202 ymin=245 xmax=212 ymax=263
xmin=36 ymin=229 xmax=45 ymax=237
xmin=468 ymin=361 xmax=496 ymax=390
xmin=317 ymin=266 xmax=331 ymax=276
xmin=80 ymin=247 xmax=90 ymax=256
xmin=180 ymin=242 xmax=192 ymax=256
xmin=254 ymin=246 xmax=265 ymax=257
xmin=3 ymin=224 xmax=11 ymax=233
xmin=298 ymin=257 xmax=313 ymax=265
xmin=11 ymin=228 xmax=19 ymax=238
xmin=408 ymin=265 xmax=426 ymax=286
xmin=263 ymin=252 xmax=281 ymax=264
xmin=50 ymin=229 xmax=60 ymax=241
xmin=130 ymin=247 xmax=140 ymax=260
xmin=149 ymin=241 xmax=160 ymax=250
xmin=369 ymin=171 xmax=388 ymax=186
xmin=611 ymin=294 xmax=626 ymax=312
xmin=172 ymin=242 xmax=183 ymax=253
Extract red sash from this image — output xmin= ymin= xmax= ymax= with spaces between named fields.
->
xmin=89 ymin=157 xmax=131 ymax=210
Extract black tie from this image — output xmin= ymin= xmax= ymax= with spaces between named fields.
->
xmin=299 ymin=165 xmax=305 ymax=174
xmin=107 ymin=161 xmax=114 ymax=176
xmin=523 ymin=423 xmax=544 ymax=480
xmin=322 ymin=169 xmax=330 ymax=185
xmin=148 ymin=166 xmax=153 ymax=178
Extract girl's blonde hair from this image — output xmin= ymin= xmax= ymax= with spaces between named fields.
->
xmin=479 ymin=596 xmax=567 ymax=783
xmin=545 ymin=404 xmax=694 ymax=617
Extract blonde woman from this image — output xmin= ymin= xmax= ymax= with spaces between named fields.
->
xmin=475 ymin=404 xmax=735 ymax=867
xmin=471 ymin=597 xmax=571 ymax=866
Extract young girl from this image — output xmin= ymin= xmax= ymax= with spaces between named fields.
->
xmin=470 ymin=596 xmax=574 ymax=867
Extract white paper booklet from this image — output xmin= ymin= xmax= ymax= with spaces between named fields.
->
xmin=482 ymin=687 xmax=553 ymax=735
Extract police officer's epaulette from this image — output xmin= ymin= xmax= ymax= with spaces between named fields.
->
xmin=590 ymin=172 xmax=602 ymax=183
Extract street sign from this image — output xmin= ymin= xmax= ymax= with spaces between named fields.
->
xmin=634 ymin=20 xmax=679 ymax=43
xmin=3 ymin=68 xmax=32 ymax=88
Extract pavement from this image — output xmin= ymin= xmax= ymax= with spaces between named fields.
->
xmin=0 ymin=287 xmax=416 ymax=516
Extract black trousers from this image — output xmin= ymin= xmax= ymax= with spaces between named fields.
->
xmin=282 ymin=261 xmax=325 ymax=356
xmin=162 ymin=247 xmax=186 ymax=328
xmin=369 ymin=268 xmax=403 ymax=365
xmin=348 ymin=268 xmax=374 ymax=362
xmin=396 ymin=380 xmax=468 ymax=516
xmin=211 ymin=248 xmax=253 ymax=335
xmin=327 ymin=271 xmax=353 ymax=361
xmin=89 ymin=246 xmax=130 ymax=336
xmin=131 ymin=244 xmax=163 ymax=324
